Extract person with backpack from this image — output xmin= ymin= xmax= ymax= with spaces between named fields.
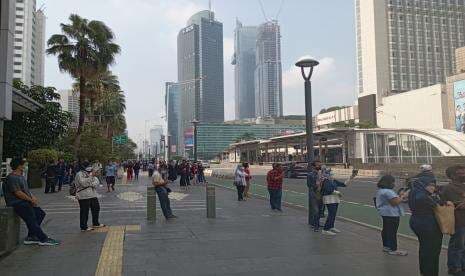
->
xmin=374 ymin=175 xmax=408 ymax=256
xmin=3 ymin=158 xmax=60 ymax=246
xmin=75 ymin=162 xmax=106 ymax=232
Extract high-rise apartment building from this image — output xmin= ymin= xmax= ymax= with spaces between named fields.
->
xmin=165 ymin=82 xmax=181 ymax=156
xmin=13 ymin=0 xmax=46 ymax=86
xmin=255 ymin=21 xmax=283 ymax=118
xmin=177 ymin=10 xmax=224 ymax=155
xmin=58 ymin=89 xmax=79 ymax=127
xmin=457 ymin=46 xmax=465 ymax=73
xmin=356 ymin=0 xmax=465 ymax=105
xmin=232 ymin=20 xmax=258 ymax=120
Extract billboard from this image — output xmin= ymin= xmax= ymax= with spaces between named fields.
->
xmin=184 ymin=128 xmax=194 ymax=148
xmin=454 ymin=80 xmax=465 ymax=132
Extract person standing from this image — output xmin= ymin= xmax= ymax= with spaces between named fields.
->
xmin=105 ymin=161 xmax=117 ymax=192
xmin=191 ymin=163 xmax=199 ymax=185
xmin=133 ymin=161 xmax=141 ymax=181
xmin=197 ymin=162 xmax=205 ymax=185
xmin=266 ymin=163 xmax=284 ymax=211
xmin=408 ymin=173 xmax=447 ymax=276
xmin=234 ymin=165 xmax=247 ymax=201
xmin=147 ymin=162 xmax=155 ymax=178
xmin=308 ymin=161 xmax=324 ymax=231
xmin=152 ymin=167 xmax=176 ymax=220
xmin=126 ymin=161 xmax=134 ymax=182
xmin=2 ymin=159 xmax=60 ymax=246
xmin=441 ymin=165 xmax=465 ymax=275
xmin=317 ymin=168 xmax=355 ymax=235
xmin=168 ymin=160 xmax=178 ymax=183
xmin=374 ymin=175 xmax=408 ymax=256
xmin=179 ymin=160 xmax=190 ymax=190
xmin=44 ymin=160 xmax=57 ymax=194
xmin=55 ymin=159 xmax=66 ymax=192
xmin=75 ymin=162 xmax=106 ymax=232
xmin=243 ymin=163 xmax=252 ymax=198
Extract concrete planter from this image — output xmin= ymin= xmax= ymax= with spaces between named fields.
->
xmin=0 ymin=207 xmax=20 ymax=257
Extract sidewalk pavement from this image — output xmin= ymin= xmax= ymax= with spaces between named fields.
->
xmin=0 ymin=173 xmax=448 ymax=276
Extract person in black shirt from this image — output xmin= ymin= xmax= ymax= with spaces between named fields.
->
xmin=44 ymin=160 xmax=57 ymax=193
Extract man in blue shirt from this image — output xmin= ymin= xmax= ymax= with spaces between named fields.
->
xmin=3 ymin=158 xmax=60 ymax=246
xmin=105 ymin=161 xmax=117 ymax=192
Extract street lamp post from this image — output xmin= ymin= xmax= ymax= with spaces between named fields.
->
xmin=295 ymin=56 xmax=319 ymax=225
xmin=191 ymin=119 xmax=199 ymax=162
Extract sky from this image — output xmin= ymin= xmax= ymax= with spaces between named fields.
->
xmin=38 ymin=0 xmax=357 ymax=145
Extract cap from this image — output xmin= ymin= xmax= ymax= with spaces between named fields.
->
xmin=420 ymin=164 xmax=433 ymax=172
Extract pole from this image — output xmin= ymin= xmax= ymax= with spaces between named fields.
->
xmin=206 ymin=183 xmax=216 ymax=218
xmin=193 ymin=123 xmax=198 ymax=162
xmin=304 ymin=80 xmax=315 ymax=225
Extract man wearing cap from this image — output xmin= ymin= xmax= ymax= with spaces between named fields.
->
xmin=75 ymin=162 xmax=106 ymax=232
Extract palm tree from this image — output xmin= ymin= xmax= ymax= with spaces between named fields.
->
xmin=46 ymin=14 xmax=120 ymax=154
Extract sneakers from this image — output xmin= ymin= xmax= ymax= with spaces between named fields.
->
xmin=387 ymin=250 xmax=408 ymax=256
xmin=81 ymin=227 xmax=94 ymax=232
xmin=329 ymin=228 xmax=341 ymax=233
xmin=321 ymin=230 xmax=337 ymax=236
xmin=38 ymin=238 xmax=60 ymax=246
xmin=93 ymin=224 xmax=106 ymax=228
xmin=23 ymin=236 xmax=40 ymax=245
xmin=382 ymin=247 xmax=391 ymax=252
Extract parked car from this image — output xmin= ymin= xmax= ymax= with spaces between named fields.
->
xmin=200 ymin=160 xmax=211 ymax=168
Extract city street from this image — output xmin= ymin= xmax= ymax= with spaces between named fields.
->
xmin=0 ymin=173 xmax=449 ymax=275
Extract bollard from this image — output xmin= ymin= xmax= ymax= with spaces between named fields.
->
xmin=147 ymin=186 xmax=156 ymax=221
xmin=206 ymin=183 xmax=216 ymax=218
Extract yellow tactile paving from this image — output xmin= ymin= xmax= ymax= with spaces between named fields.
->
xmin=94 ymin=225 xmax=140 ymax=276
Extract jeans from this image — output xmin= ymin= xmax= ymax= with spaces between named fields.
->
xmin=155 ymin=186 xmax=173 ymax=218
xmin=13 ymin=202 xmax=48 ymax=242
xmin=78 ymin=198 xmax=101 ymax=230
xmin=45 ymin=177 xmax=56 ymax=193
xmin=410 ymin=216 xmax=443 ymax=276
xmin=236 ymin=185 xmax=245 ymax=201
xmin=448 ymin=227 xmax=465 ymax=270
xmin=198 ymin=173 xmax=205 ymax=183
xmin=323 ymin=203 xmax=339 ymax=231
xmin=268 ymin=188 xmax=282 ymax=210
xmin=381 ymin=216 xmax=400 ymax=251
xmin=56 ymin=175 xmax=64 ymax=191
xmin=309 ymin=191 xmax=320 ymax=228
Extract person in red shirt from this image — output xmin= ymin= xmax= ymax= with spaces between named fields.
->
xmin=267 ymin=163 xmax=284 ymax=211
xmin=243 ymin=163 xmax=252 ymax=198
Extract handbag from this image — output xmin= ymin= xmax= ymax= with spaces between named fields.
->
xmin=434 ymin=205 xmax=455 ymax=235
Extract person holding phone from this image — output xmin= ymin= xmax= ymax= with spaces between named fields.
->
xmin=75 ymin=162 xmax=106 ymax=232
xmin=374 ymin=175 xmax=408 ymax=256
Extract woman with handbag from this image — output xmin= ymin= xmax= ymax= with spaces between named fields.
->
xmin=318 ymin=168 xmax=354 ymax=235
xmin=374 ymin=175 xmax=408 ymax=256
xmin=409 ymin=176 xmax=452 ymax=276
xmin=234 ymin=165 xmax=247 ymax=201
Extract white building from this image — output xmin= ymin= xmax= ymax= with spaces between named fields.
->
xmin=13 ymin=0 xmax=46 ymax=86
xmin=149 ymin=127 xmax=164 ymax=157
xmin=356 ymin=0 xmax=465 ymax=105
xmin=255 ymin=21 xmax=282 ymax=118
xmin=58 ymin=89 xmax=79 ymax=127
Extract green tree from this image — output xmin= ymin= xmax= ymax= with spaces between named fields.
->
xmin=47 ymin=14 xmax=121 ymax=154
xmin=3 ymin=81 xmax=71 ymax=158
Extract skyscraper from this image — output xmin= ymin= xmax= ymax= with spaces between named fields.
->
xmin=255 ymin=21 xmax=283 ymax=118
xmin=165 ymin=82 xmax=181 ymax=156
xmin=356 ymin=0 xmax=465 ymax=105
xmin=177 ymin=10 xmax=224 ymax=156
xmin=232 ymin=20 xmax=258 ymax=120
xmin=13 ymin=0 xmax=46 ymax=86
xmin=58 ymin=89 xmax=79 ymax=127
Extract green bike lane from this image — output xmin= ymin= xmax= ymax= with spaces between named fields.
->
xmin=208 ymin=175 xmax=449 ymax=246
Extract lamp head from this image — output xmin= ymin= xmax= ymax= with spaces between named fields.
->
xmin=295 ymin=56 xmax=319 ymax=68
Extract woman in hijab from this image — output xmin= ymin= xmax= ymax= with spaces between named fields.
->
xmin=234 ymin=165 xmax=247 ymax=201
xmin=408 ymin=174 xmax=450 ymax=276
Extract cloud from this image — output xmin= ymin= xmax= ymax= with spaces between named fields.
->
xmin=282 ymin=57 xmax=336 ymax=90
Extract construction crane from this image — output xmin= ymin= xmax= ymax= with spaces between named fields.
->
xmin=258 ymin=0 xmax=285 ymax=22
